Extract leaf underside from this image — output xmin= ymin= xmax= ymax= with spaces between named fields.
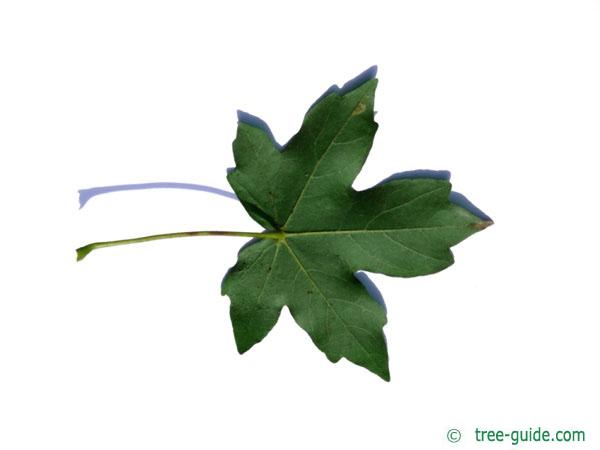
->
xmin=222 ymin=74 xmax=490 ymax=381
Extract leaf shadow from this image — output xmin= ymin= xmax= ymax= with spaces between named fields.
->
xmin=307 ymin=65 xmax=378 ymax=112
xmin=233 ymin=65 xmax=379 ymax=159
xmin=78 ymin=182 xmax=237 ymax=209
xmin=355 ymin=271 xmax=387 ymax=312
xmin=376 ymin=170 xmax=492 ymax=221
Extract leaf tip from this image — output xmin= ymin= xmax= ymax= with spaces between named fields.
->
xmin=235 ymin=344 xmax=248 ymax=355
xmin=233 ymin=334 xmax=255 ymax=355
xmin=372 ymin=361 xmax=391 ymax=382
xmin=472 ymin=220 xmax=494 ymax=231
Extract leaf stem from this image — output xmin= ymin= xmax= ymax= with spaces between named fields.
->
xmin=76 ymin=230 xmax=283 ymax=261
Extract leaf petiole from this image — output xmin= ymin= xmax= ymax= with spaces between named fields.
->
xmin=76 ymin=230 xmax=283 ymax=261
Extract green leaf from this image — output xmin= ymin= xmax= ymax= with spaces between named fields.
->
xmin=223 ymin=72 xmax=492 ymax=380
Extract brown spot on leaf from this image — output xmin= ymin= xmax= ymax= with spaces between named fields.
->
xmin=471 ymin=220 xmax=494 ymax=231
xmin=352 ymin=102 xmax=366 ymax=116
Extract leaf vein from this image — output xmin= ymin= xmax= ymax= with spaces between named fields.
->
xmin=283 ymin=241 xmax=379 ymax=364
xmin=383 ymin=232 xmax=448 ymax=263
xmin=282 ymin=93 xmax=370 ymax=229
xmin=363 ymin=186 xmax=448 ymax=229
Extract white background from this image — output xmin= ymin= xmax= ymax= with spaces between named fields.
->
xmin=1 ymin=1 xmax=599 ymax=449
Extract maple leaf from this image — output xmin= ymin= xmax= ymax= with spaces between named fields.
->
xmin=222 ymin=71 xmax=491 ymax=380
xmin=77 ymin=68 xmax=492 ymax=381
